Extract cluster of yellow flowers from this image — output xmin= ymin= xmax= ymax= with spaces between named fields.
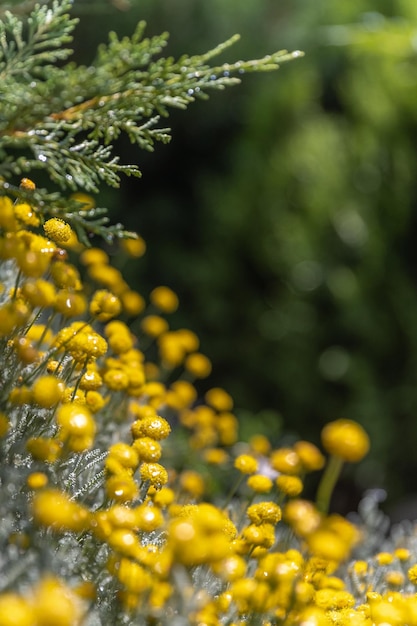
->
xmin=1 ymin=183 xmax=417 ymax=625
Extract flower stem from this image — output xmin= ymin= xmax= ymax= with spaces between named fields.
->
xmin=316 ymin=455 xmax=344 ymax=514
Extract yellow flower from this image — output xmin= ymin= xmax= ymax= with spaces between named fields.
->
xmin=117 ymin=559 xmax=152 ymax=594
xmin=234 ymin=454 xmax=258 ymax=475
xmin=105 ymin=475 xmax=139 ymax=503
xmin=408 ymin=564 xmax=417 ymax=585
xmin=80 ymin=247 xmax=109 ymax=265
xmin=50 ymin=261 xmax=82 ymax=289
xmin=140 ymin=315 xmax=169 ymax=337
xmin=270 ymin=447 xmax=302 ymax=475
xmin=205 ymin=386 xmax=234 ymax=411
xmin=32 ymin=375 xmax=64 ymax=408
xmin=150 ymin=285 xmax=179 ymax=313
xmin=132 ymin=437 xmax=162 ymax=462
xmin=43 ymin=218 xmax=73 ymax=243
xmin=120 ymin=235 xmax=146 ymax=258
xmin=179 ymin=470 xmax=205 ymax=498
xmin=321 ymin=419 xmax=370 ymax=462
xmin=15 ymin=202 xmax=40 ymax=226
xmin=134 ymin=504 xmax=164 ymax=532
xmin=276 ymin=474 xmax=303 ymax=497
xmin=26 ymin=472 xmax=49 ymax=490
xmin=120 ymin=289 xmax=145 ymax=316
xmin=315 ymin=588 xmax=355 ymax=611
xmin=32 ymin=577 xmax=84 ymax=626
xmin=0 ymin=593 xmax=35 ymax=626
xmin=294 ymin=440 xmax=326 ymax=472
xmin=246 ymin=474 xmax=273 ymax=494
xmin=107 ymin=443 xmax=139 ymax=471
xmin=139 ymin=462 xmax=168 ymax=489
xmin=26 ymin=437 xmax=62 ymax=462
xmin=0 ymin=196 xmax=18 ymax=231
xmin=131 ymin=415 xmax=171 ymax=440
xmin=247 ymin=501 xmax=282 ymax=525
xmin=89 ymin=289 xmax=122 ymax=322
xmin=21 ymin=278 xmax=56 ymax=308
xmin=57 ymin=403 xmax=96 ymax=440
xmin=184 ymin=352 xmax=212 ymax=378
xmin=32 ymin=489 xmax=90 ymax=532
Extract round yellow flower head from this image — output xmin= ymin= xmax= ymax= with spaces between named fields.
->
xmin=234 ymin=454 xmax=258 ymax=475
xmin=0 ymin=593 xmax=35 ymax=626
xmin=89 ymin=289 xmax=122 ymax=322
xmin=131 ymin=415 xmax=171 ymax=440
xmin=270 ymin=447 xmax=302 ymax=475
xmin=43 ymin=218 xmax=73 ymax=243
xmin=321 ymin=419 xmax=370 ymax=462
xmin=32 ymin=489 xmax=90 ymax=532
xmin=184 ymin=352 xmax=212 ymax=378
xmin=150 ymin=285 xmax=179 ymax=313
xmin=141 ymin=315 xmax=169 ymax=338
xmin=121 ymin=235 xmax=146 ymax=258
xmin=247 ymin=501 xmax=282 ymax=525
xmin=246 ymin=474 xmax=273 ymax=494
xmin=276 ymin=474 xmax=303 ymax=497
xmin=205 ymin=387 xmax=234 ymax=412
xmin=15 ymin=202 xmax=40 ymax=227
xmin=57 ymin=403 xmax=96 ymax=440
xmin=294 ymin=440 xmax=326 ymax=472
xmin=139 ymin=462 xmax=168 ymax=489
xmin=408 ymin=564 xmax=417 ymax=585
xmin=32 ymin=375 xmax=64 ymax=408
xmin=20 ymin=177 xmax=36 ymax=190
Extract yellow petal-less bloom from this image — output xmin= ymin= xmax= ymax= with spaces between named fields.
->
xmin=247 ymin=474 xmax=273 ymax=494
xmin=32 ymin=375 xmax=64 ymax=408
xmin=89 ymin=289 xmax=122 ymax=322
xmin=57 ymin=403 xmax=96 ymax=438
xmin=321 ymin=419 xmax=370 ymax=463
xmin=294 ymin=440 xmax=326 ymax=472
xmin=408 ymin=564 xmax=417 ymax=585
xmin=139 ymin=462 xmax=168 ymax=489
xmin=26 ymin=472 xmax=49 ymax=490
xmin=121 ymin=235 xmax=146 ymax=258
xmin=106 ymin=475 xmax=139 ymax=503
xmin=107 ymin=443 xmax=139 ymax=470
xmin=26 ymin=437 xmax=62 ymax=462
xmin=150 ymin=285 xmax=179 ymax=313
xmin=15 ymin=202 xmax=40 ymax=227
xmin=234 ymin=454 xmax=258 ymax=475
xmin=134 ymin=504 xmax=164 ymax=532
xmin=32 ymin=489 xmax=90 ymax=532
xmin=32 ymin=577 xmax=84 ymax=626
xmin=205 ymin=386 xmax=234 ymax=411
xmin=0 ymin=594 xmax=35 ymax=626
xmin=184 ymin=352 xmax=212 ymax=378
xmin=132 ymin=437 xmax=162 ymax=462
xmin=276 ymin=474 xmax=303 ymax=497
xmin=21 ymin=278 xmax=56 ymax=307
xmin=270 ymin=447 xmax=302 ymax=475
xmin=43 ymin=218 xmax=73 ymax=243
xmin=131 ymin=415 xmax=171 ymax=440
xmin=247 ymin=502 xmax=282 ymax=525
xmin=141 ymin=315 xmax=169 ymax=338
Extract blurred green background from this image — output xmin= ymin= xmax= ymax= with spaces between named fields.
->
xmin=73 ymin=0 xmax=417 ymax=514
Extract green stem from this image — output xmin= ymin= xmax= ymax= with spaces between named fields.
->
xmin=316 ymin=455 xmax=344 ymax=514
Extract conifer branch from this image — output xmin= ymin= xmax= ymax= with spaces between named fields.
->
xmin=0 ymin=0 xmax=303 ymax=243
